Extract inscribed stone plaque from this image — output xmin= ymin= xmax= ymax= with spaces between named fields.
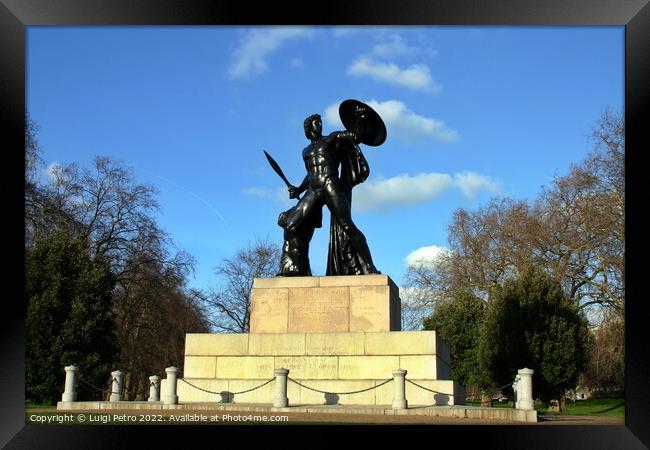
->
xmin=249 ymin=333 xmax=306 ymax=356
xmin=287 ymin=287 xmax=349 ymax=333
xmin=250 ymin=288 xmax=289 ymax=333
xmin=274 ymin=356 xmax=339 ymax=379
xmin=305 ymin=332 xmax=365 ymax=355
xmin=216 ymin=356 xmax=275 ymax=379
xmin=349 ymin=285 xmax=391 ymax=332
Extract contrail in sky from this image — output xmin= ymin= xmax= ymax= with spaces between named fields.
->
xmin=144 ymin=170 xmax=228 ymax=226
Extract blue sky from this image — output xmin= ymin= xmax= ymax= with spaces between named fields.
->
xmin=27 ymin=26 xmax=623 ymax=292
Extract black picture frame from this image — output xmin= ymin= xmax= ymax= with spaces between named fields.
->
xmin=2 ymin=0 xmax=648 ymax=448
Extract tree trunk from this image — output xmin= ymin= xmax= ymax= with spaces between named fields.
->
xmin=123 ymin=372 xmax=131 ymax=401
xmin=105 ymin=376 xmax=112 ymax=402
xmin=481 ymin=393 xmax=492 ymax=407
xmin=560 ymin=394 xmax=568 ymax=412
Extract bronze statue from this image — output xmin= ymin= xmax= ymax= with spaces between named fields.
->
xmin=268 ymin=99 xmax=386 ymax=276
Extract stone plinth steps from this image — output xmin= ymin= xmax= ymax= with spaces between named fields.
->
xmin=167 ymin=275 xmax=464 ymax=406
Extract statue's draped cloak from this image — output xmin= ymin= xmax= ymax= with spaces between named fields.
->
xmin=326 ymin=138 xmax=371 ymax=275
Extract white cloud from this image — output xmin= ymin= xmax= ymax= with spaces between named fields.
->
xmin=367 ymin=100 xmax=458 ymax=142
xmin=352 ymin=171 xmax=500 ymax=212
xmin=370 ymin=35 xmax=438 ymax=59
xmin=228 ymin=27 xmax=315 ymax=79
xmin=324 ymin=99 xmax=459 ymax=143
xmin=353 ymin=172 xmax=452 ymax=212
xmin=452 ymin=171 xmax=501 ymax=199
xmin=324 ymin=103 xmax=344 ymax=127
xmin=347 ymin=57 xmax=441 ymax=94
xmin=405 ymin=245 xmax=449 ymax=268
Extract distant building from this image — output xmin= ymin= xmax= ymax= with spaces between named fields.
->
xmin=566 ymin=385 xmax=592 ymax=401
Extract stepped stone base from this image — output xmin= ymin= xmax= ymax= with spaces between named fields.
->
xmin=171 ymin=275 xmax=463 ymax=407
xmin=173 ymin=330 xmax=463 ymax=406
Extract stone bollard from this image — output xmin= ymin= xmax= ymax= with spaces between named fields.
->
xmin=61 ymin=365 xmax=78 ymax=402
xmin=513 ymin=374 xmax=521 ymax=409
xmin=110 ymin=370 xmax=124 ymax=402
xmin=164 ymin=367 xmax=179 ymax=405
xmin=392 ymin=369 xmax=408 ymax=410
xmin=148 ymin=375 xmax=160 ymax=402
xmin=517 ymin=368 xmax=534 ymax=411
xmin=273 ymin=368 xmax=289 ymax=408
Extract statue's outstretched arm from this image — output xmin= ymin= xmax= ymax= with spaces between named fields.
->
xmin=297 ymin=175 xmax=309 ymax=191
xmin=289 ymin=175 xmax=309 ymax=199
xmin=333 ymin=130 xmax=362 ymax=145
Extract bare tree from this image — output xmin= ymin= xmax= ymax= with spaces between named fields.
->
xmin=407 ymin=110 xmax=624 ymax=315
xmin=444 ymin=198 xmax=537 ymax=302
xmin=204 ymin=238 xmax=281 ymax=332
xmin=26 ymin=155 xmax=195 ymax=285
xmin=25 ymin=113 xmax=42 ymax=187
xmin=113 ymin=257 xmax=210 ymax=400
xmin=25 ymin=114 xmax=49 ymax=248
xmin=581 ymin=309 xmax=624 ymax=394
xmin=534 ymin=109 xmax=624 ymax=312
xmin=402 ymin=249 xmax=457 ymax=329
xmin=400 ymin=288 xmax=430 ymax=331
xmin=25 ymin=152 xmax=210 ymax=399
xmin=403 ymin=109 xmax=624 ymax=408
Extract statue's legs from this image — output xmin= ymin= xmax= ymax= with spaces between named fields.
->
xmin=278 ymin=223 xmax=315 ymax=276
xmin=277 ymin=190 xmax=322 ymax=276
xmin=279 ymin=190 xmax=320 ymax=231
xmin=323 ymin=180 xmax=379 ymax=274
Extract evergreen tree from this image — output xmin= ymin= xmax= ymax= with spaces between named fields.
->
xmin=423 ymin=291 xmax=488 ymax=392
xmin=26 ymin=229 xmax=118 ymax=404
xmin=478 ymin=267 xmax=590 ymax=408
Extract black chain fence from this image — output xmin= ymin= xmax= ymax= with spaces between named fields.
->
xmin=77 ymin=376 xmax=122 ymax=398
xmin=405 ymin=379 xmax=454 ymax=396
xmin=179 ymin=377 xmax=275 ymax=397
xmin=288 ymin=377 xmax=392 ymax=395
xmin=69 ymin=368 xmax=522 ymax=406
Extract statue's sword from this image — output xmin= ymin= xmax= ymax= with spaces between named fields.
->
xmin=263 ymin=150 xmax=293 ymax=189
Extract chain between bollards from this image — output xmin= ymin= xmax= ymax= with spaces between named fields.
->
xmin=179 ymin=377 xmax=275 ymax=395
xmin=405 ymin=379 xmax=454 ymax=396
xmin=287 ymin=377 xmax=392 ymax=395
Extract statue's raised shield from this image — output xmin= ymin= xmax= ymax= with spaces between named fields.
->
xmin=339 ymin=99 xmax=387 ymax=147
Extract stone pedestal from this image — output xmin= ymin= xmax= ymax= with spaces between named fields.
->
xmin=172 ymin=275 xmax=464 ymax=406
xmin=250 ymin=275 xmax=401 ymax=333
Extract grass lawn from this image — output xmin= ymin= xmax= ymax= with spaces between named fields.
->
xmin=25 ymin=402 xmax=56 ymax=409
xmin=465 ymin=395 xmax=624 ymax=419
xmin=536 ymin=395 xmax=624 ymax=419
